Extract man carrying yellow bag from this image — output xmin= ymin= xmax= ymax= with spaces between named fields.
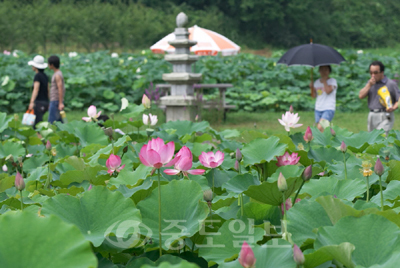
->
xmin=359 ymin=61 xmax=400 ymax=135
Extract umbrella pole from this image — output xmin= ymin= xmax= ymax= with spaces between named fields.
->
xmin=310 ymin=68 xmax=314 ymax=97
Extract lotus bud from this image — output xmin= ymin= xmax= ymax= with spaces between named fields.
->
xmin=17 ymin=156 xmax=23 ymax=164
xmin=104 ymin=127 xmax=114 ymax=138
xmin=14 ymin=114 xmax=19 ymax=121
xmin=238 ymin=241 xmax=256 ymax=268
xmin=277 ymin=172 xmax=287 ymax=192
xmin=142 ymin=94 xmax=151 ymax=109
xmin=123 ymin=146 xmax=128 ymax=154
xmin=2 ymin=164 xmax=7 ymax=172
xmin=88 ymin=184 xmax=93 ymax=191
xmin=195 ymin=114 xmax=199 ymax=121
xmin=374 ymin=157 xmax=384 ymax=176
xmin=293 ymin=244 xmax=305 ymax=265
xmin=302 ymin=165 xmax=312 ymax=181
xmin=303 ymin=126 xmax=313 ymax=143
xmin=236 ymin=148 xmax=242 ymax=161
xmin=15 ymin=171 xmax=25 ymax=191
xmin=203 ymin=189 xmax=213 ymax=202
xmin=51 ymin=148 xmax=57 ymax=157
xmin=46 ymin=140 xmax=52 ymax=150
xmin=340 ymin=141 xmax=347 ymax=153
xmin=235 ymin=160 xmax=240 ymax=171
xmin=289 ymin=105 xmax=293 ymax=113
xmin=330 ymin=127 xmax=336 ymax=137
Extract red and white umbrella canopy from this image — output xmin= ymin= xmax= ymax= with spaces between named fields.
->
xmin=150 ymin=25 xmax=240 ymax=56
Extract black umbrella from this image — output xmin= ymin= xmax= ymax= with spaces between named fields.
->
xmin=277 ymin=42 xmax=345 ymax=67
xmin=277 ymin=42 xmax=345 ymax=86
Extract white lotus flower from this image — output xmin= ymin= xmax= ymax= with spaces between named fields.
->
xmin=136 ymin=67 xmax=141 ymax=73
xmin=2 ymin=164 xmax=7 ymax=172
xmin=357 ymin=50 xmax=363 ymax=54
xmin=278 ymin=111 xmax=303 ymax=132
xmin=69 ymin=52 xmax=78 ymax=58
xmin=120 ymin=98 xmax=129 ymax=111
xmin=1 ymin=76 xmax=9 ymax=86
xmin=143 ymin=113 xmax=158 ymax=126
xmin=128 ymin=56 xmax=133 ymax=61
xmin=111 ymin=52 xmax=119 ymax=58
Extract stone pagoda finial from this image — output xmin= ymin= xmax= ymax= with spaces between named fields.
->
xmin=176 ymin=12 xmax=188 ymax=28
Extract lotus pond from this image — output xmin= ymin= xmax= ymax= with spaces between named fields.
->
xmin=1 ymin=103 xmax=400 ymax=268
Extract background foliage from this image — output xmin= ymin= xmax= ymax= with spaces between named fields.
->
xmin=1 ymin=49 xmax=399 ymax=114
xmin=1 ymin=0 xmax=400 ymax=52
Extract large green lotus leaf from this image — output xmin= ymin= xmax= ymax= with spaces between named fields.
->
xmin=141 ymin=262 xmax=199 ymax=268
xmin=244 ymin=176 xmax=302 ymax=206
xmin=53 ymin=165 xmax=105 ymax=187
xmin=370 ymin=180 xmax=400 ymax=208
xmin=222 ymin=173 xmax=260 ymax=194
xmin=241 ymin=137 xmax=287 ymax=166
xmin=42 ymin=186 xmax=141 ymax=247
xmin=0 ymin=112 xmax=12 ymax=133
xmin=56 ymin=120 xmax=108 ymax=147
xmin=275 ymin=133 xmax=296 ymax=152
xmin=88 ymin=136 xmax=130 ymax=166
xmin=0 ymin=141 xmax=25 ymax=159
xmin=127 ymin=255 xmax=200 ymax=268
xmin=55 ymin=143 xmax=77 ymax=158
xmin=316 ymin=196 xmax=364 ymax=225
xmin=198 ymin=219 xmax=264 ymax=265
xmin=22 ymin=153 xmax=48 ymax=173
xmin=286 ymin=199 xmax=332 ymax=247
xmin=244 ymin=202 xmax=280 ymax=226
xmin=161 ymin=120 xmax=210 ymax=137
xmin=365 ymin=251 xmax=400 ymax=268
xmin=307 ymin=147 xmax=344 ymax=165
xmin=341 ymin=129 xmax=385 ymax=152
xmin=304 ymin=242 xmax=355 ymax=268
xmin=387 ymin=160 xmax=400 ymax=182
xmin=267 ymin=165 xmax=303 ymax=183
xmin=311 ymin=126 xmax=341 ymax=147
xmin=0 ymin=173 xmax=15 ymax=192
xmin=218 ymin=239 xmax=296 ymax=268
xmin=301 ymin=177 xmax=366 ymax=201
xmin=0 ymin=211 xmax=97 ymax=268
xmin=137 ymin=180 xmax=209 ymax=247
xmin=315 ymin=214 xmax=400 ymax=267
xmin=120 ymin=103 xmax=145 ymax=118
xmin=109 ymin=164 xmax=152 ymax=187
xmin=205 ymin=169 xmax=234 ymax=188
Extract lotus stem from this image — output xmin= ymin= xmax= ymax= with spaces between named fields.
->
xmin=19 ymin=190 xmax=23 ymax=210
xmin=263 ymin=162 xmax=268 ymax=182
xmin=378 ymin=175 xmax=384 ymax=211
xmin=240 ymin=193 xmax=244 ymax=217
xmin=212 ymin=168 xmax=215 ymax=193
xmin=157 ymin=168 xmax=162 ymax=256
xmin=343 ymin=153 xmax=348 ymax=180
xmin=292 ymin=180 xmax=305 ymax=207
xmin=282 ymin=192 xmax=287 ymax=221
xmin=366 ymin=176 xmax=370 ymax=202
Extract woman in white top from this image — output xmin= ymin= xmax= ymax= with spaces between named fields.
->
xmin=309 ymin=65 xmax=338 ymax=132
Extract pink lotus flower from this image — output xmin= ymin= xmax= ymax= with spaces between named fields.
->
xmin=278 ymin=111 xmax=303 ymax=132
xmin=276 ymin=152 xmax=301 ymax=167
xmin=46 ymin=140 xmax=52 ymax=150
xmin=238 ymin=241 xmax=256 ymax=268
xmin=82 ymin=105 xmax=101 ymax=122
xmin=199 ymin=151 xmax=224 ymax=168
xmin=143 ymin=113 xmax=158 ymax=126
xmin=281 ymin=198 xmax=301 ymax=215
xmin=139 ymin=137 xmax=177 ymax=169
xmin=106 ymin=154 xmax=125 ymax=175
xmin=3 ymin=50 xmax=10 ymax=55
xmin=164 ymin=146 xmax=205 ymax=177
xmin=2 ymin=164 xmax=7 ymax=172
xmin=15 ymin=171 xmax=25 ymax=191
xmin=303 ymin=126 xmax=313 ymax=143
xmin=142 ymin=94 xmax=151 ymax=109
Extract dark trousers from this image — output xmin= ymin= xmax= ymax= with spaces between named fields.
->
xmin=33 ymin=100 xmax=49 ymax=129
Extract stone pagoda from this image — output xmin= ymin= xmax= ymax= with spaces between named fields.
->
xmin=159 ymin=12 xmax=202 ymax=121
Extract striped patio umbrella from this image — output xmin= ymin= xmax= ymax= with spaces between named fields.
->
xmin=150 ymin=25 xmax=240 ymax=56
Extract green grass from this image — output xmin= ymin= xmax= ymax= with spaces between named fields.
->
xmin=32 ymin=109 xmax=400 ymax=137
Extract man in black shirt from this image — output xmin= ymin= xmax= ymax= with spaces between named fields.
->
xmin=28 ymin=55 xmax=49 ymax=129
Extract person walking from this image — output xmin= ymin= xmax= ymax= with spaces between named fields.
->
xmin=359 ymin=61 xmax=399 ymax=135
xmin=309 ymin=65 xmax=338 ymax=132
xmin=28 ymin=55 xmax=49 ymax=129
xmin=47 ymin=55 xmax=65 ymax=123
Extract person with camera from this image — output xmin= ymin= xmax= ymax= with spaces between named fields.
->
xmin=359 ymin=61 xmax=400 ymax=135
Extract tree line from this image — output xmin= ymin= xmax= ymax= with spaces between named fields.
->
xmin=1 ymin=0 xmax=399 ymax=53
